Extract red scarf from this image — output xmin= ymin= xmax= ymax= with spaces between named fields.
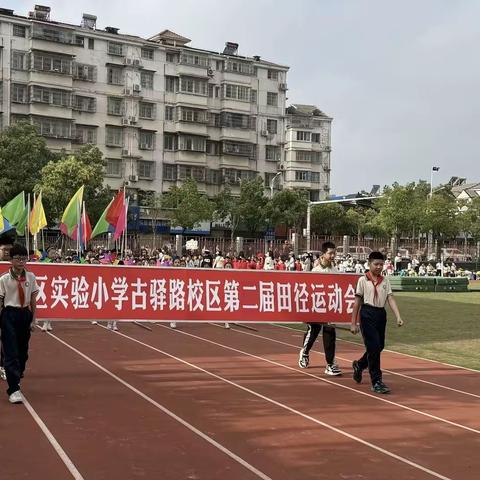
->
xmin=365 ymin=271 xmax=384 ymax=304
xmin=10 ymin=268 xmax=26 ymax=307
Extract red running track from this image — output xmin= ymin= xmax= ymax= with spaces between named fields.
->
xmin=0 ymin=322 xmax=478 ymax=480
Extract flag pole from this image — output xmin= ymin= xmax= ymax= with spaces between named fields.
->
xmin=32 ymin=193 xmax=38 ymax=254
xmin=77 ymin=196 xmax=81 ymax=257
xmin=123 ymin=197 xmax=129 ymax=259
xmin=82 ymin=200 xmax=87 ymax=253
xmin=26 ymin=193 xmax=30 ymax=253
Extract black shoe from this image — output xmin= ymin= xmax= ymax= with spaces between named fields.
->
xmin=371 ymin=381 xmax=390 ymax=394
xmin=352 ymin=360 xmax=362 ymax=384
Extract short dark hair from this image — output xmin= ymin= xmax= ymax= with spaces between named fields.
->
xmin=321 ymin=241 xmax=336 ymax=254
xmin=368 ymin=251 xmax=385 ymax=262
xmin=10 ymin=244 xmax=28 ymax=258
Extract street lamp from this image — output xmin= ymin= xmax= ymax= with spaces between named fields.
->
xmin=430 ymin=166 xmax=440 ymax=198
xmin=270 ymin=171 xmax=283 ymax=199
xmin=305 ymin=195 xmax=382 ymax=252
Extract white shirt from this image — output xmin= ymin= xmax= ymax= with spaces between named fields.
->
xmin=311 ymin=263 xmax=338 ymax=274
xmin=0 ymin=270 xmax=39 ymax=308
xmin=355 ymin=275 xmax=393 ymax=308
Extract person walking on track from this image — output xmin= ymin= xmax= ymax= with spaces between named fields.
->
xmin=0 ymin=237 xmax=14 ymax=382
xmin=298 ymin=241 xmax=342 ymax=376
xmin=350 ymin=251 xmax=404 ymax=394
xmin=0 ymin=244 xmax=39 ymax=404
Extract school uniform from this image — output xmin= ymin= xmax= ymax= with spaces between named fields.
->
xmin=0 ymin=269 xmax=38 ymax=396
xmin=354 ymin=272 xmax=393 ymax=385
xmin=300 ymin=263 xmax=338 ymax=367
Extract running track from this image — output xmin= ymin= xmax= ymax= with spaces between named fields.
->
xmin=0 ymin=322 xmax=478 ymax=479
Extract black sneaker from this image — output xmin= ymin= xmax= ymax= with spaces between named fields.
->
xmin=352 ymin=360 xmax=363 ymax=384
xmin=371 ymin=381 xmax=390 ymax=394
xmin=298 ymin=350 xmax=309 ymax=369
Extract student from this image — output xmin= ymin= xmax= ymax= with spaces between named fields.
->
xmin=298 ymin=242 xmax=342 ymax=376
xmin=0 ymin=238 xmax=14 ymax=382
xmin=0 ymin=244 xmax=39 ymax=404
xmin=350 ymin=251 xmax=404 ymax=394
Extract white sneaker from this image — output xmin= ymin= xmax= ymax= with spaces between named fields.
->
xmin=112 ymin=322 xmax=118 ymax=331
xmin=107 ymin=321 xmax=112 ymax=330
xmin=9 ymin=390 xmax=23 ymax=404
xmin=169 ymin=322 xmax=177 ymax=329
xmin=0 ymin=367 xmax=6 ymax=381
xmin=41 ymin=322 xmax=48 ymax=332
xmin=325 ymin=363 xmax=342 ymax=376
xmin=224 ymin=322 xmax=230 ymax=329
xmin=91 ymin=321 xmax=98 ymax=325
xmin=46 ymin=321 xmax=53 ymax=332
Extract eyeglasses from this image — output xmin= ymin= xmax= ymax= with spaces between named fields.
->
xmin=12 ymin=255 xmax=28 ymax=262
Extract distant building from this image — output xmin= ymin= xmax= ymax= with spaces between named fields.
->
xmin=450 ymin=178 xmax=480 ymax=201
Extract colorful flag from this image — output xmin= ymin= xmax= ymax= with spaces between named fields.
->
xmin=113 ymin=197 xmax=128 ymax=241
xmin=29 ymin=192 xmax=47 ymax=235
xmin=0 ymin=208 xmax=14 ymax=234
xmin=60 ymin=186 xmax=84 ymax=237
xmin=106 ymin=190 xmax=125 ymax=227
xmin=73 ymin=203 xmax=92 ymax=248
xmin=2 ymin=192 xmax=25 ymax=225
xmin=15 ymin=204 xmax=29 ymax=236
xmin=91 ymin=199 xmax=114 ymax=239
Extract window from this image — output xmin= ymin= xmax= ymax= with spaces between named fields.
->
xmin=265 ymin=145 xmax=280 ymax=161
xmin=265 ymin=172 xmax=276 ymax=185
xmin=32 ymin=25 xmax=73 ymax=44
xmin=311 ymin=151 xmax=322 ymax=163
xmin=178 ymin=165 xmax=205 ymax=181
xmin=75 ymin=36 xmax=85 ymax=47
xmin=267 ymin=92 xmax=278 ymax=106
xmin=140 ymin=71 xmax=154 ymax=89
xmin=31 ymin=117 xmax=72 ymax=139
xmin=223 ymin=142 xmax=255 ymax=157
xmin=225 ymin=60 xmax=254 ymax=75
xmin=73 ymin=63 xmax=96 ymax=81
xmin=166 ymin=52 xmax=178 ymax=63
xmin=220 ymin=112 xmax=252 ymax=129
xmin=165 ymin=76 xmax=177 ymax=92
xmin=139 ymin=131 xmax=155 ymax=150
xmin=107 ymin=97 xmax=124 ymax=115
xmin=206 ymin=140 xmax=221 ymax=155
xmin=30 ymin=86 xmax=71 ymax=107
xmin=108 ymin=42 xmax=124 ymax=56
xmin=88 ymin=38 xmax=94 ymax=50
xmin=178 ymin=135 xmax=206 ymax=152
xmin=178 ymin=107 xmax=207 ymax=123
xmin=267 ymin=69 xmax=278 ymax=80
xmin=139 ymin=102 xmax=155 ymax=119
xmin=141 ymin=48 xmax=154 ymax=60
xmin=312 ymin=133 xmax=321 ymax=143
xmin=311 ymin=172 xmax=320 ymax=183
xmin=209 ymin=112 xmax=221 ymax=127
xmin=295 ymin=151 xmax=311 ymax=162
xmin=107 ymin=66 xmax=123 ymax=85
xmin=163 ymin=164 xmax=177 ymax=181
xmin=266 ymin=119 xmax=277 ymax=134
xmin=180 ymin=77 xmax=207 ymax=95
xmin=180 ymin=53 xmax=209 ymax=67
xmin=296 ymin=131 xmax=311 ymax=141
xmin=223 ymin=84 xmax=251 ymax=101
xmin=164 ymin=105 xmax=174 ymax=121
xmin=250 ymin=89 xmax=257 ymax=104
xmin=12 ymin=51 xmax=27 ymax=70
xmin=164 ymin=134 xmax=177 ymax=151
xmin=106 ymin=158 xmax=122 ymax=176
xmin=33 ymin=53 xmax=72 ymax=74
xmin=13 ymin=25 xmax=26 ymax=37
xmin=105 ymin=126 xmax=123 ymax=147
xmin=295 ymin=170 xmax=310 ymax=182
xmin=216 ymin=60 xmax=224 ymax=71
xmin=74 ymin=125 xmax=97 ymax=144
xmin=11 ymin=84 xmax=27 ymax=103
xmin=138 ymin=161 xmax=154 ymax=179
xmin=206 ymin=169 xmax=221 ymax=185
xmin=73 ymin=96 xmax=96 ymax=113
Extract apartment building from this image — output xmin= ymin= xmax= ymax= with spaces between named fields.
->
xmin=284 ymin=104 xmax=332 ymax=201
xmin=0 ymin=5 xmax=331 ymax=211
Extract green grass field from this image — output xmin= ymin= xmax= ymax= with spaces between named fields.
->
xmin=287 ymin=280 xmax=480 ymax=370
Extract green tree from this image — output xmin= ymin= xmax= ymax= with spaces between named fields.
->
xmin=161 ymin=178 xmax=214 ymax=231
xmin=212 ymin=185 xmax=241 ymax=245
xmin=143 ymin=191 xmax=163 ymax=248
xmin=310 ymin=203 xmax=347 ymax=235
xmin=36 ymin=145 xmax=109 ymax=224
xmin=266 ymin=189 xmax=309 ymax=232
xmin=0 ymin=122 xmax=54 ymax=205
xmin=237 ymin=177 xmax=269 ymax=237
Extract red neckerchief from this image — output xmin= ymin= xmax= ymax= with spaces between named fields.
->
xmin=10 ymin=268 xmax=26 ymax=307
xmin=365 ymin=271 xmax=384 ymax=304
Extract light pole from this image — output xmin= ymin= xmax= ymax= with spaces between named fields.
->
xmin=270 ymin=171 xmax=283 ymax=199
xmin=305 ymin=196 xmax=382 ymax=252
xmin=430 ymin=166 xmax=440 ymax=198
xmin=428 ymin=166 xmax=440 ymax=259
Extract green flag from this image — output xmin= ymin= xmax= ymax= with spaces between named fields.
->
xmin=91 ymin=199 xmax=114 ymax=239
xmin=15 ymin=204 xmax=29 ymax=236
xmin=2 ymin=192 xmax=25 ymax=225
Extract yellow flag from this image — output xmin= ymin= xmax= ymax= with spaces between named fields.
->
xmin=29 ymin=192 xmax=47 ymax=235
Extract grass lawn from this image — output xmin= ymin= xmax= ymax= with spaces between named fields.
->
xmin=285 ymin=281 xmax=480 ymax=370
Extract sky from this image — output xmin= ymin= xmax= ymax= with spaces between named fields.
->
xmin=6 ymin=0 xmax=479 ymax=195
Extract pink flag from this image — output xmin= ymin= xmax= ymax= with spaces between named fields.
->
xmin=113 ymin=198 xmax=127 ymax=241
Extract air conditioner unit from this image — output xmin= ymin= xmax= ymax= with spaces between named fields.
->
xmin=129 ymin=116 xmax=138 ymax=124
xmin=129 ymin=174 xmax=139 ymax=182
xmin=133 ymin=84 xmax=141 ymax=92
xmin=124 ymin=88 xmax=132 ymax=95
xmin=121 ymin=148 xmax=129 ymax=156
xmin=207 ymin=67 xmax=214 ymax=77
xmin=121 ymin=118 xmax=130 ymax=126
xmin=324 ymin=146 xmax=332 ymax=152
xmin=124 ymin=57 xmax=133 ymax=66
xmin=133 ymin=59 xmax=142 ymax=67
xmin=260 ymin=129 xmax=268 ymax=137
xmin=279 ymin=83 xmax=288 ymax=91
xmin=277 ymin=163 xmax=285 ymax=171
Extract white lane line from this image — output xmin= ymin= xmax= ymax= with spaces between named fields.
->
xmin=272 ymin=323 xmax=480 ymax=373
xmin=22 ymin=394 xmax=85 ymax=480
xmin=170 ymin=323 xmax=480 ymax=435
xmin=105 ymin=326 xmax=454 ymax=480
xmin=231 ymin=325 xmax=480 ymax=400
xmin=45 ymin=331 xmax=272 ymax=480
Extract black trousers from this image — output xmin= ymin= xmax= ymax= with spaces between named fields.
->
xmin=0 ymin=307 xmax=32 ymax=395
xmin=301 ymin=323 xmax=336 ymax=365
xmin=356 ymin=304 xmax=387 ymax=385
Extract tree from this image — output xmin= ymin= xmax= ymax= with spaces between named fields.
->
xmin=212 ymin=185 xmax=241 ymax=245
xmin=237 ymin=177 xmax=269 ymax=237
xmin=161 ymin=178 xmax=214 ymax=232
xmin=143 ymin=191 xmax=163 ymax=248
xmin=266 ymin=189 xmax=309 ymax=232
xmin=0 ymin=122 xmax=54 ymax=205
xmin=310 ymin=203 xmax=347 ymax=235
xmin=36 ymin=145 xmax=109 ymax=224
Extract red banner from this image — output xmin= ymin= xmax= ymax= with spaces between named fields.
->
xmin=2 ymin=263 xmax=359 ymax=323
